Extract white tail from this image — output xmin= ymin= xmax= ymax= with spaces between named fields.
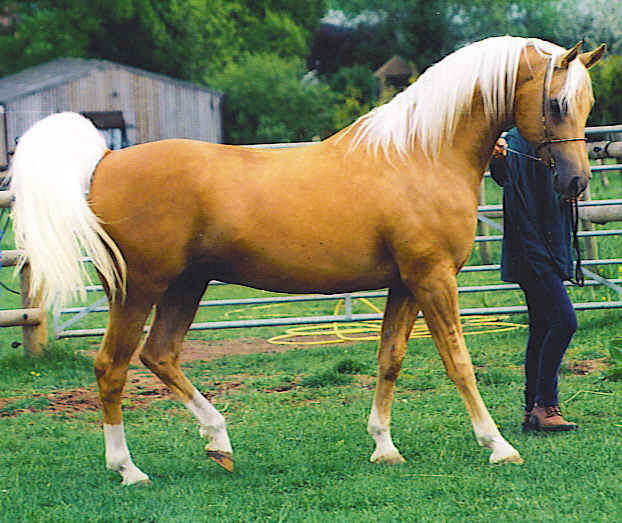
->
xmin=9 ymin=112 xmax=126 ymax=309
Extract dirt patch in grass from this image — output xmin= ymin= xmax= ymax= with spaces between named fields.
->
xmin=176 ymin=337 xmax=304 ymax=362
xmin=563 ymin=358 xmax=609 ymax=375
xmin=0 ymin=338 xmax=310 ymax=417
xmin=2 ymin=340 xmax=613 ymax=418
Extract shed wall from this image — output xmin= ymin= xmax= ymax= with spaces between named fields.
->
xmin=4 ymin=65 xmax=222 ymax=151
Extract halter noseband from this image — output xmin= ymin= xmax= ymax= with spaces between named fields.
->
xmin=535 ymin=56 xmax=587 ymax=168
xmin=503 ymin=54 xmax=586 ymax=287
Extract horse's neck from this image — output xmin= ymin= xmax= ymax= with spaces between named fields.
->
xmin=329 ymin=94 xmax=510 ymax=183
xmin=450 ymin=96 xmax=511 ymax=177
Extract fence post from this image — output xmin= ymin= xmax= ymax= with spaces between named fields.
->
xmin=477 ymin=178 xmax=491 ymax=264
xmin=580 ymin=185 xmax=598 ymax=260
xmin=19 ymin=263 xmax=48 ymax=356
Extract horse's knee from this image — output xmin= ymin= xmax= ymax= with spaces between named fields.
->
xmin=93 ymin=353 xmax=110 ymax=381
xmin=139 ymin=352 xmax=163 ymax=376
xmin=94 ymin=356 xmax=122 ymax=386
xmin=379 ymin=361 xmax=403 ymax=383
xmin=94 ymin=354 xmax=130 ymax=399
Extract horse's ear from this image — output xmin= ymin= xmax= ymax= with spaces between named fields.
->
xmin=579 ymin=43 xmax=606 ymax=69
xmin=559 ymin=41 xmax=583 ymax=69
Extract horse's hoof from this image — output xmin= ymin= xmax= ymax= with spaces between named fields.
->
xmin=133 ymin=478 xmax=153 ymax=487
xmin=206 ymin=450 xmax=234 ymax=472
xmin=121 ymin=477 xmax=152 ymax=487
xmin=370 ymin=454 xmax=406 ymax=465
xmin=500 ymin=453 xmax=524 ymax=465
xmin=490 ymin=452 xmax=523 ymax=465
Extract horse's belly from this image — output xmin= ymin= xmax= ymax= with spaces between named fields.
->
xmin=206 ymin=236 xmax=398 ymax=294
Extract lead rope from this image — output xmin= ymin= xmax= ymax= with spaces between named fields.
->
xmin=502 ymin=151 xmax=585 ymax=288
xmin=570 ymin=196 xmax=585 ymax=287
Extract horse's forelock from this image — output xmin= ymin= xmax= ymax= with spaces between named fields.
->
xmin=528 ymin=39 xmax=594 ymax=117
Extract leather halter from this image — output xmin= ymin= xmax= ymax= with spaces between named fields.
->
xmin=503 ymin=54 xmax=587 ymax=287
xmin=535 ymin=56 xmax=587 ymax=169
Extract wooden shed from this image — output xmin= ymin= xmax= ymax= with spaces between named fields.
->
xmin=0 ymin=58 xmax=223 ymax=169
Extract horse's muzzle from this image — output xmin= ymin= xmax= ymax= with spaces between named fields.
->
xmin=553 ymin=174 xmax=588 ymax=198
xmin=569 ymin=175 xmax=586 ymax=198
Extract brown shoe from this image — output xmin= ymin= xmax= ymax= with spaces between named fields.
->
xmin=529 ymin=405 xmax=578 ymax=432
xmin=522 ymin=409 xmax=535 ymax=431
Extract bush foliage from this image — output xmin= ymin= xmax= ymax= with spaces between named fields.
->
xmin=211 ymin=53 xmax=337 ymax=144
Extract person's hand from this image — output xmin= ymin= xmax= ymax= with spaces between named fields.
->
xmin=492 ymin=137 xmax=507 ymax=159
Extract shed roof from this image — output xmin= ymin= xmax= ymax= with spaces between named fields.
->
xmin=0 ymin=57 xmax=222 ymax=104
xmin=374 ymin=55 xmax=416 ymax=79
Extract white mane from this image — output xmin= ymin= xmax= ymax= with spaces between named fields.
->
xmin=349 ymin=36 xmax=593 ymax=160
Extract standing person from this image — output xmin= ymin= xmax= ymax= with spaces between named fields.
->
xmin=490 ymin=127 xmax=581 ymax=431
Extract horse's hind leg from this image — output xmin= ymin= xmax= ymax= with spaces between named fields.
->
xmin=368 ymin=284 xmax=419 ymax=464
xmin=94 ymin=289 xmax=153 ymax=485
xmin=138 ymin=267 xmax=234 ymax=472
xmin=411 ymin=268 xmax=522 ymax=464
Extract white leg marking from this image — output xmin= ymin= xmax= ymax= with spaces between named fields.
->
xmin=184 ymin=388 xmax=232 ymax=453
xmin=471 ymin=419 xmax=523 ymax=464
xmin=367 ymin=404 xmax=404 ymax=463
xmin=103 ymin=423 xmax=150 ymax=485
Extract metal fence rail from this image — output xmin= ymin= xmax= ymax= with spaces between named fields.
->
xmin=53 ymin=206 xmax=622 ymax=338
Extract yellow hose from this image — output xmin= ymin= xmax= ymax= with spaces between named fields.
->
xmin=222 ymin=296 xmax=526 ymax=346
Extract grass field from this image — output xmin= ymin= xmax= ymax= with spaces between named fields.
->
xmin=0 ymin=171 xmax=621 ymax=522
xmin=0 ymin=324 xmax=620 ymax=522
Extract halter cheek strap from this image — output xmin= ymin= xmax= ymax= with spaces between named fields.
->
xmin=505 ymin=57 xmax=587 ymax=165
xmin=501 ymin=55 xmax=586 ymax=287
xmin=536 ymin=57 xmax=587 ymax=168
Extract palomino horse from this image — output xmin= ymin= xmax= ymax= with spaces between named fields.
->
xmin=10 ymin=36 xmax=604 ymax=485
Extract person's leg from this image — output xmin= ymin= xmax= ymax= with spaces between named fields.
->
xmin=519 ymin=279 xmax=548 ymax=413
xmin=520 ymin=269 xmax=578 ymax=431
xmin=532 ymin=270 xmax=577 ymax=407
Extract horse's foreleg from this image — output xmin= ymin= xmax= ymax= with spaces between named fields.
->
xmin=94 ymin=292 xmax=153 ymax=485
xmin=139 ymin=271 xmax=234 ymax=472
xmin=413 ymin=270 xmax=522 ymax=465
xmin=369 ymin=285 xmax=419 ymax=464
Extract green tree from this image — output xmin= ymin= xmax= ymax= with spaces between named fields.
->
xmin=449 ymin=0 xmax=559 ymax=47
xmin=0 ymin=0 xmax=214 ymax=80
xmin=0 ymin=0 xmax=327 ymax=80
xmin=321 ymin=1 xmax=455 ymax=73
xmin=235 ymin=0 xmax=327 ymax=60
xmin=325 ymin=0 xmax=568 ymax=74
xmin=554 ymin=0 xmax=622 ymax=55
xmin=210 ymin=53 xmax=336 ymax=144
xmin=587 ymin=55 xmax=622 ymax=126
xmin=327 ymin=65 xmax=377 ymax=128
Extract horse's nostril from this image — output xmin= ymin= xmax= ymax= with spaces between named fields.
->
xmin=568 ymin=176 xmax=581 ymax=197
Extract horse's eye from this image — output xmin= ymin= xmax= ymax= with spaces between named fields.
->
xmin=549 ymin=98 xmax=567 ymax=119
xmin=550 ymin=99 xmax=561 ymax=115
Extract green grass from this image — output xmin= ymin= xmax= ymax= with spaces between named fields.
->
xmin=0 ymin=321 xmax=620 ymax=522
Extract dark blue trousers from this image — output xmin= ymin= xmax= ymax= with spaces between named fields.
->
xmin=518 ymin=268 xmax=577 ymax=411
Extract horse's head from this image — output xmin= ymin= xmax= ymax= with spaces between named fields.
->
xmin=514 ymin=41 xmax=605 ymax=198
